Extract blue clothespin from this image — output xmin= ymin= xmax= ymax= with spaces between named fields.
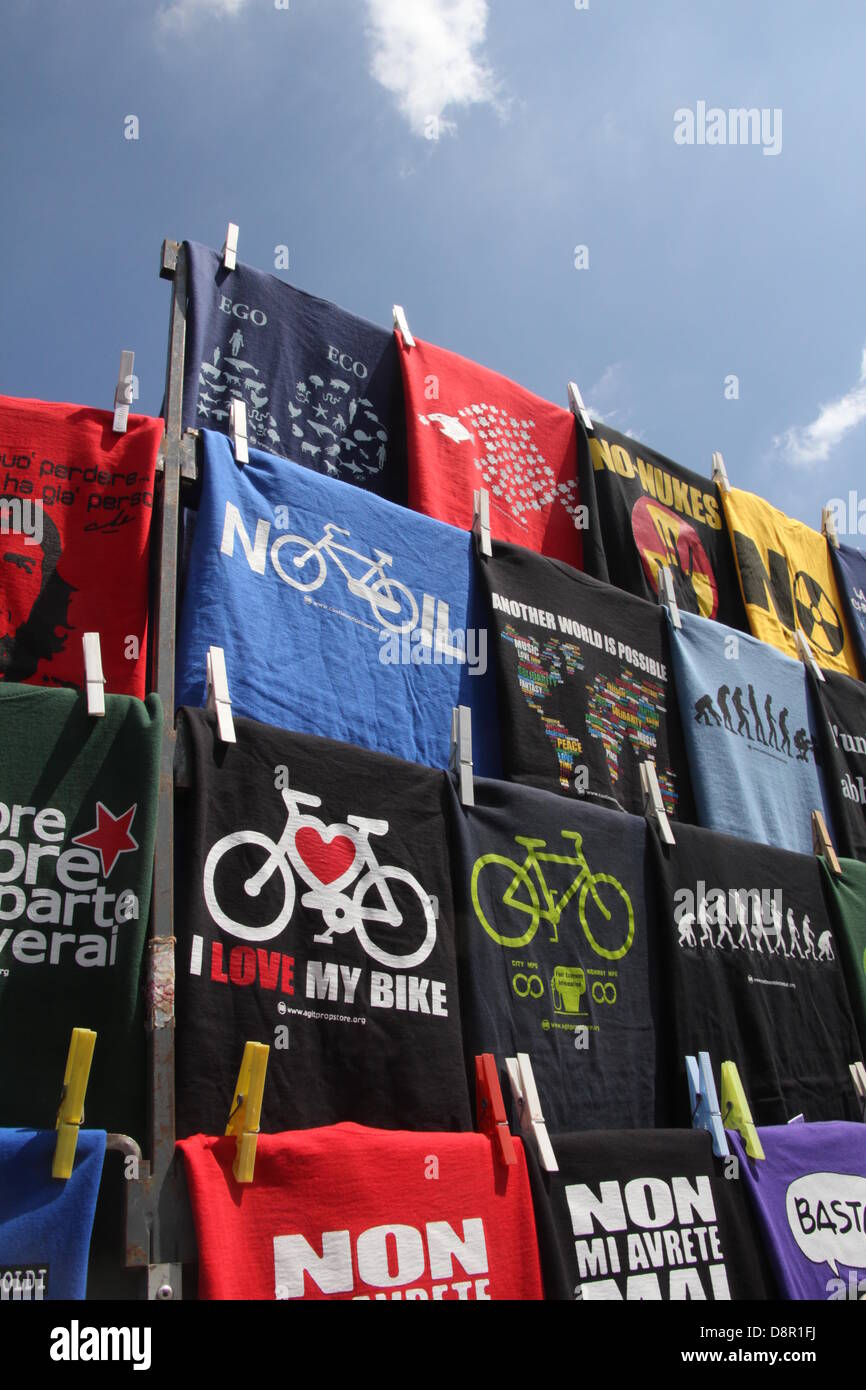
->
xmin=686 ymin=1051 xmax=729 ymax=1158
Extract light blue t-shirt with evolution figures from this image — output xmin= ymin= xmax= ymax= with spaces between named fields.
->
xmin=666 ymin=608 xmax=834 ymax=854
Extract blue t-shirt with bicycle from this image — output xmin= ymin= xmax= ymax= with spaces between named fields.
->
xmin=176 ymin=430 xmax=501 ymax=775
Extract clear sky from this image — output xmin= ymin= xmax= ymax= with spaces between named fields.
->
xmin=2 ymin=0 xmax=865 ymax=534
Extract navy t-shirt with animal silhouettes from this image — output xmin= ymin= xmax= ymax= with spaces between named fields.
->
xmin=174 ymin=708 xmax=472 ymax=1137
xmin=448 ymin=776 xmax=663 ymax=1134
xmin=649 ymin=820 xmax=862 ymax=1124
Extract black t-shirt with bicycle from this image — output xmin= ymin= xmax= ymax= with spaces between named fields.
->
xmin=174 ymin=708 xmax=473 ymax=1136
xmin=448 ymin=777 xmax=664 ymax=1135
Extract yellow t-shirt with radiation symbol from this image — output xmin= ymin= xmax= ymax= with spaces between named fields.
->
xmin=722 ymin=485 xmax=862 ymax=678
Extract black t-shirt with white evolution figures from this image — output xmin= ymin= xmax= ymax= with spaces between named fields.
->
xmin=577 ymin=420 xmax=747 ymax=629
xmin=649 ymin=820 xmax=862 ymax=1124
xmin=174 ymin=708 xmax=472 ymax=1137
xmin=448 ymin=776 xmax=664 ymax=1134
xmin=477 ymin=536 xmax=695 ymax=820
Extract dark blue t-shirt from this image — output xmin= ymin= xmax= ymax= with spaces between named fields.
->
xmin=832 ymin=540 xmax=866 ymax=674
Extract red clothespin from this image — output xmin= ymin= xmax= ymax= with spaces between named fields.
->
xmin=475 ymin=1054 xmax=516 ymax=1167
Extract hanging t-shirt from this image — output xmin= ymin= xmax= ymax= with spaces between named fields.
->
xmin=0 ymin=395 xmax=161 ymax=697
xmin=398 ymin=333 xmax=583 ymax=567
xmin=183 ymin=242 xmax=406 ymax=499
xmin=650 ymin=820 xmax=863 ymax=1124
xmin=728 ymin=1122 xmax=866 ymax=1300
xmin=577 ymin=421 xmax=746 ymax=628
xmin=178 ymin=1123 xmax=543 ymax=1301
xmin=0 ymin=685 xmax=161 ymax=1141
xmin=0 ymin=1129 xmax=106 ymax=1301
xmin=831 ymin=540 xmax=866 ymax=673
xmin=807 ymin=667 xmax=866 ymax=860
xmin=722 ymin=485 xmax=861 ymax=679
xmin=818 ymin=856 xmax=866 ymax=1055
xmin=450 ymin=778 xmax=661 ymax=1133
xmin=478 ymin=537 xmax=694 ymax=820
xmin=667 ymin=607 xmax=832 ymax=855
xmin=175 ymin=708 xmax=472 ymax=1138
xmin=529 ymin=1128 xmax=774 ymax=1301
xmin=176 ymin=430 xmax=500 ymax=776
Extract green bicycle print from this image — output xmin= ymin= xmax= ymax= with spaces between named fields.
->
xmin=470 ymin=831 xmax=635 ymax=961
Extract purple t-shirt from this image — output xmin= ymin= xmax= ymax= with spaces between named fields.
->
xmin=728 ymin=1122 xmax=866 ymax=1300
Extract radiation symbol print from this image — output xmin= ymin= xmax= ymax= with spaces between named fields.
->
xmin=793 ymin=571 xmax=844 ymax=657
xmin=631 ymin=497 xmax=719 ymax=619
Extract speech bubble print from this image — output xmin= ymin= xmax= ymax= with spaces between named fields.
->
xmin=785 ymin=1173 xmax=866 ymax=1276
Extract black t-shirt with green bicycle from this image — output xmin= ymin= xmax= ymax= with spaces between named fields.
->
xmin=448 ymin=777 xmax=665 ymax=1134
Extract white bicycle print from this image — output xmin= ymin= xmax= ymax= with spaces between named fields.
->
xmin=271 ymin=521 xmax=419 ymax=632
xmin=203 ymin=784 xmax=437 ymax=970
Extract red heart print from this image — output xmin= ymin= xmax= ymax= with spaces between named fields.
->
xmin=295 ymin=827 xmax=356 ymax=885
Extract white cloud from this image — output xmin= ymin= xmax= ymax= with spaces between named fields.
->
xmin=584 ymin=362 xmax=626 ymax=425
xmin=772 ymin=347 xmax=866 ymax=467
xmin=364 ymin=0 xmax=501 ymax=138
xmin=157 ymin=0 xmax=248 ymax=35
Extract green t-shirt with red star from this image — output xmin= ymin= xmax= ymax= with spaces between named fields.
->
xmin=0 ymin=684 xmax=161 ymax=1142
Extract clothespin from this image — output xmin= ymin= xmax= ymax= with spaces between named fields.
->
xmin=850 ymin=1062 xmax=866 ymax=1122
xmin=821 ymin=506 xmax=840 ymax=549
xmin=206 ymin=646 xmax=236 ymax=744
xmin=640 ymin=760 xmax=675 ymax=846
xmin=811 ymin=810 xmax=841 ymax=875
xmin=658 ymin=565 xmax=682 ymax=630
xmin=472 ymin=487 xmax=492 ymax=558
xmin=567 ymin=380 xmax=594 ymax=435
xmin=222 ymin=222 xmax=239 ymax=271
xmin=226 ymin=1041 xmax=269 ymax=1183
xmin=720 ymin=1060 xmax=765 ymax=1160
xmin=505 ymin=1053 xmax=558 ymax=1172
xmin=795 ymin=629 xmax=825 ymax=683
xmin=686 ymin=1052 xmax=729 ymax=1158
xmin=393 ymin=305 xmax=415 ymax=349
xmin=711 ymin=452 xmax=731 ymax=494
xmin=450 ymin=705 xmax=474 ymax=807
xmin=229 ymin=397 xmax=249 ymax=464
xmin=112 ymin=350 xmax=135 ymax=433
xmin=475 ymin=1055 xmax=517 ymax=1167
xmin=82 ymin=633 xmax=106 ymax=717
xmin=53 ymin=1028 xmax=97 ymax=1179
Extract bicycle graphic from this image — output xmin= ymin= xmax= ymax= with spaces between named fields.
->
xmin=204 ymin=784 xmax=436 ymax=970
xmin=471 ymin=831 xmax=635 ymax=961
xmin=271 ymin=520 xmax=419 ymax=632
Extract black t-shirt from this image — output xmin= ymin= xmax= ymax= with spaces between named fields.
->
xmin=528 ymin=1128 xmax=775 ymax=1301
xmin=448 ymin=776 xmax=665 ymax=1133
xmin=174 ymin=708 xmax=472 ymax=1136
xmin=477 ymin=536 xmax=695 ymax=820
xmin=649 ymin=820 xmax=863 ymax=1124
xmin=577 ymin=420 xmax=747 ymax=628
xmin=807 ymin=666 xmax=866 ymax=860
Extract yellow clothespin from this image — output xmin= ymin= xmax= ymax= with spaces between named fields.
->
xmin=720 ymin=1060 xmax=765 ymax=1161
xmin=226 ymin=1042 xmax=269 ymax=1183
xmin=53 ymin=1028 xmax=97 ymax=1179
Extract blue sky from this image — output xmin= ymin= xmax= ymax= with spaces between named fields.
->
xmin=2 ymin=0 xmax=865 ymax=534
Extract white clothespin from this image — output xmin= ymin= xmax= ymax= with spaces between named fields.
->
xmin=450 ymin=705 xmax=474 ymax=808
xmin=850 ymin=1062 xmax=866 ymax=1122
xmin=472 ymin=488 xmax=492 ymax=558
xmin=658 ymin=565 xmax=682 ymax=630
xmin=392 ymin=305 xmax=415 ymax=348
xmin=685 ymin=1052 xmax=729 ymax=1158
xmin=82 ymin=633 xmax=106 ymax=717
xmin=795 ymin=629 xmax=825 ymax=683
xmin=112 ymin=350 xmax=135 ymax=434
xmin=640 ymin=760 xmax=675 ymax=846
xmin=505 ymin=1053 xmax=558 ymax=1173
xmin=206 ymin=646 xmax=236 ymax=744
xmin=222 ymin=222 xmax=239 ymax=271
xmin=711 ymin=452 xmax=731 ymax=494
xmin=567 ymin=380 xmax=594 ymax=434
xmin=229 ymin=398 xmax=249 ymax=465
xmin=821 ymin=506 xmax=840 ymax=549
xmin=812 ymin=810 xmax=841 ymax=875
